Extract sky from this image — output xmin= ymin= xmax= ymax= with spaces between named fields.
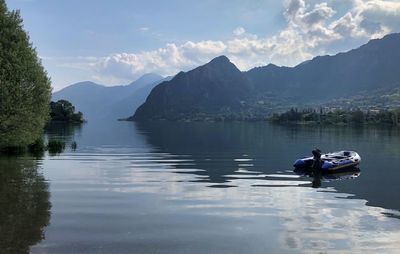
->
xmin=6 ymin=0 xmax=400 ymax=91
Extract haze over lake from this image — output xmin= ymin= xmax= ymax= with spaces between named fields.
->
xmin=2 ymin=121 xmax=400 ymax=253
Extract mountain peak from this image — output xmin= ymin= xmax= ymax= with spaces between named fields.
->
xmin=52 ymin=74 xmax=165 ymax=121
xmin=137 ymin=73 xmax=163 ymax=81
xmin=132 ymin=57 xmax=251 ymax=121
xmin=56 ymin=81 xmax=104 ymax=92
xmin=209 ymin=55 xmax=231 ymax=65
xmin=201 ymin=55 xmax=241 ymax=74
xmin=128 ymin=73 xmax=163 ymax=87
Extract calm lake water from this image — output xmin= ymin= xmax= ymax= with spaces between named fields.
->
xmin=1 ymin=121 xmax=400 ymax=253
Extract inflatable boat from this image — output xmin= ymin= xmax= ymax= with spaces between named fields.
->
xmin=293 ymin=151 xmax=361 ymax=171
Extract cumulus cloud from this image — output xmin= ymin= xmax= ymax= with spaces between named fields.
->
xmin=65 ymin=0 xmax=400 ymax=85
xmin=98 ymin=44 xmax=187 ymax=80
xmin=92 ymin=41 xmax=227 ymax=83
xmin=333 ymin=0 xmax=400 ymax=39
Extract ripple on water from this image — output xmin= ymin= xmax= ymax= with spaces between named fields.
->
xmin=34 ymin=146 xmax=400 ymax=254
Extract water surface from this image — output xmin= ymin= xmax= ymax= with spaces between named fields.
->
xmin=1 ymin=121 xmax=400 ymax=253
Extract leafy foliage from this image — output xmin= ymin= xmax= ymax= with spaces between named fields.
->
xmin=271 ymin=108 xmax=400 ymax=126
xmin=0 ymin=1 xmax=51 ymax=150
xmin=49 ymin=100 xmax=84 ymax=123
xmin=46 ymin=139 xmax=66 ymax=155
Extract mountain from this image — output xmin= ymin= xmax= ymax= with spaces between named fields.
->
xmin=53 ymin=73 xmax=165 ymax=121
xmin=132 ymin=33 xmax=400 ymax=121
xmin=247 ymin=33 xmax=400 ymax=100
xmin=132 ymin=56 xmax=252 ymax=121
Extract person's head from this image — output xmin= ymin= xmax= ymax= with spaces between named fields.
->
xmin=312 ymin=148 xmax=321 ymax=158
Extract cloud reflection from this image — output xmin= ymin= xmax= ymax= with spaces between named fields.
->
xmin=45 ymin=148 xmax=400 ymax=253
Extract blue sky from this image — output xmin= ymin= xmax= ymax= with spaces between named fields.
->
xmin=6 ymin=0 xmax=400 ymax=91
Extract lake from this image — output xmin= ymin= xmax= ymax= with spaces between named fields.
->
xmin=1 ymin=121 xmax=400 ymax=253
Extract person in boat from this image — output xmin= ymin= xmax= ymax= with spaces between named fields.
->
xmin=311 ymin=148 xmax=322 ymax=170
xmin=311 ymin=148 xmax=322 ymax=188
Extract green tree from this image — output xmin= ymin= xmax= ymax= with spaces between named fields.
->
xmin=0 ymin=1 xmax=51 ymax=150
xmin=391 ymin=109 xmax=400 ymax=126
xmin=351 ymin=110 xmax=364 ymax=125
xmin=49 ymin=100 xmax=84 ymax=123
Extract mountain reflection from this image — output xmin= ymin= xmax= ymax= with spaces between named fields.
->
xmin=135 ymin=121 xmax=276 ymax=183
xmin=134 ymin=121 xmax=400 ymax=213
xmin=134 ymin=121 xmax=362 ymax=186
xmin=0 ymin=157 xmax=51 ymax=254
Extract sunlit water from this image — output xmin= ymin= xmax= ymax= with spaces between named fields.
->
xmin=1 ymin=121 xmax=400 ymax=253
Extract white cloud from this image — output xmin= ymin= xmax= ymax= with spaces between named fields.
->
xmin=58 ymin=0 xmax=400 ymax=86
xmin=303 ymin=3 xmax=336 ymax=25
xmin=182 ymin=40 xmax=227 ymax=59
xmin=233 ymin=26 xmax=246 ymax=36
xmin=329 ymin=0 xmax=400 ymax=40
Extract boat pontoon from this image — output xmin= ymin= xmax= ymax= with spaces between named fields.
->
xmin=293 ymin=151 xmax=361 ymax=171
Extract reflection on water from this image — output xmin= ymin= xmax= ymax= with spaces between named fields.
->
xmin=45 ymin=122 xmax=82 ymax=141
xmin=135 ymin=122 xmax=400 ymax=212
xmin=293 ymin=167 xmax=361 ymax=188
xmin=45 ymin=122 xmax=82 ymax=156
xmin=0 ymin=157 xmax=51 ymax=253
xmin=3 ymin=120 xmax=400 ymax=253
xmin=34 ymin=147 xmax=400 ymax=253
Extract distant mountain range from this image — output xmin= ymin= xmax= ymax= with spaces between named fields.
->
xmin=132 ymin=33 xmax=400 ymax=121
xmin=53 ymin=73 xmax=168 ymax=121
